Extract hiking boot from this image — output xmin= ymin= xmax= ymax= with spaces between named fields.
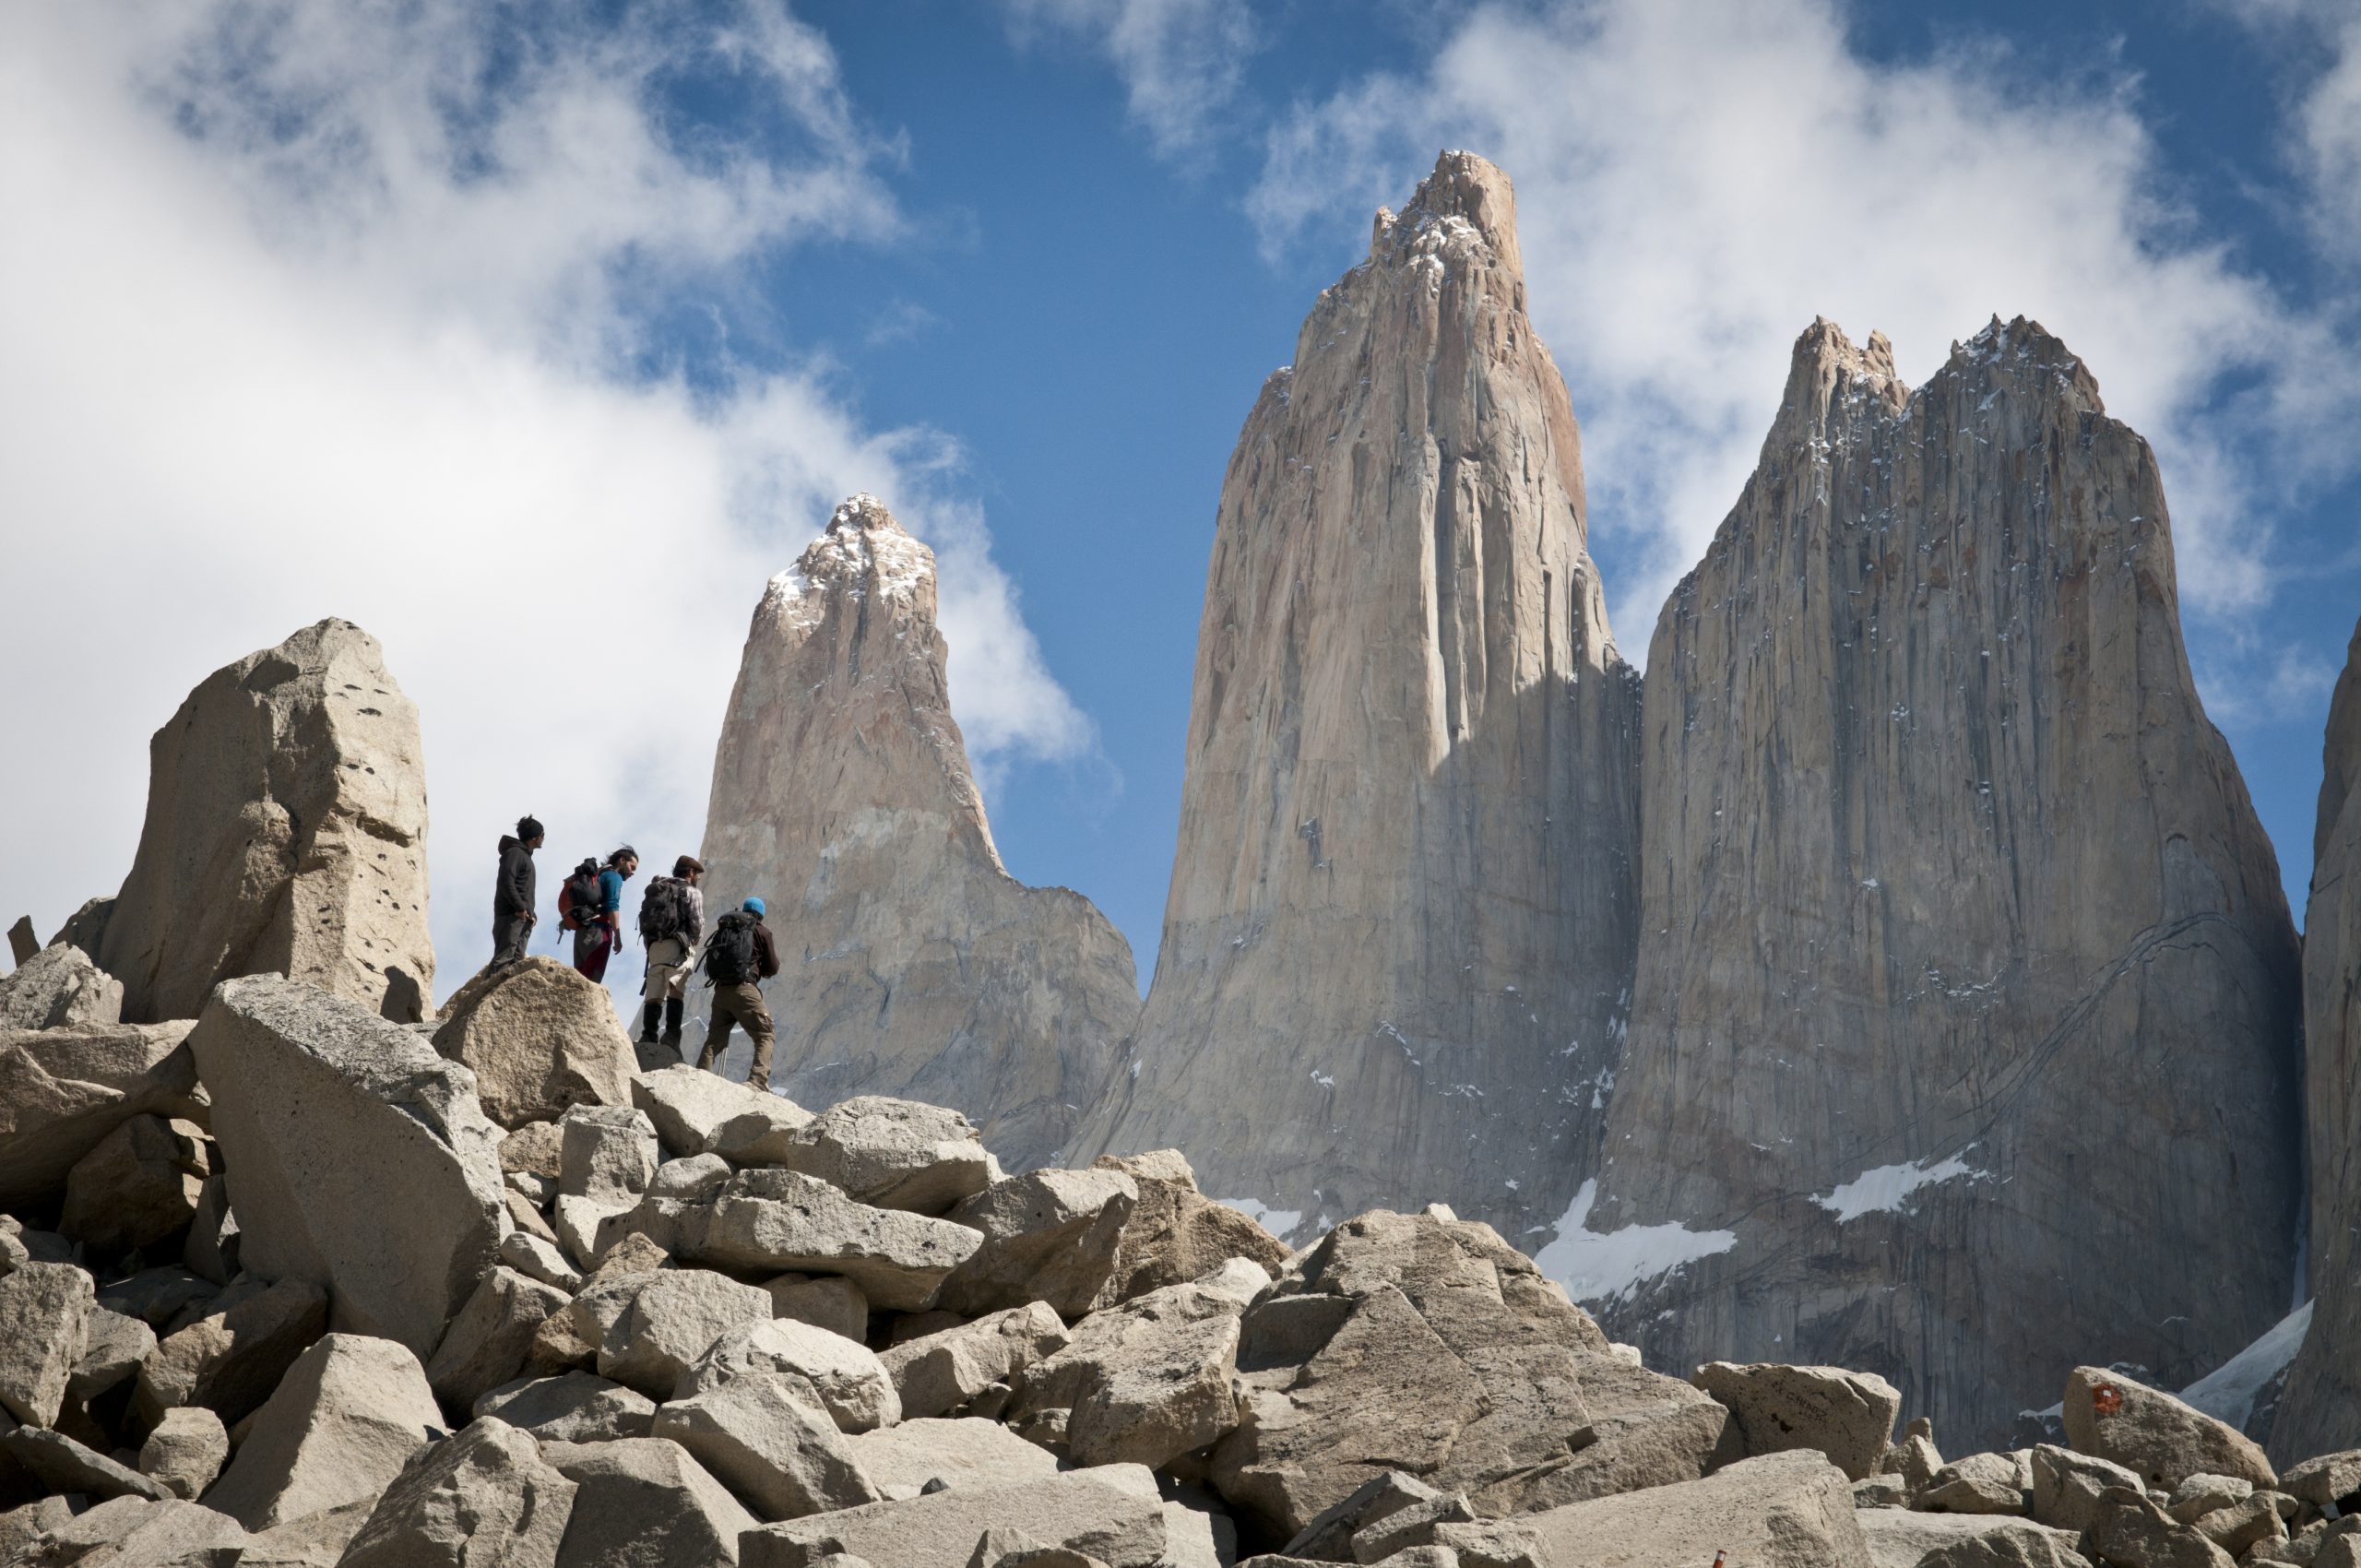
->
xmin=637 ymin=1002 xmax=662 ymax=1046
xmin=659 ymin=1028 xmax=682 ymax=1051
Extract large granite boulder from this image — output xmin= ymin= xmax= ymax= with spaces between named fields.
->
xmin=0 ymin=1022 xmax=200 ymax=1209
xmin=96 ymin=619 xmax=433 ymax=1024
xmin=0 ymin=944 xmax=123 ymax=1031
xmin=1075 ymin=151 xmax=1643 ymax=1244
xmin=132 ymin=1276 xmax=327 ymax=1429
xmin=432 ymin=958 xmax=637 ymax=1129
xmin=1208 ymin=1208 xmax=1724 ymax=1538
xmin=203 ymin=1334 xmax=445 ymax=1531
xmin=338 ymin=1417 xmax=576 ymax=1568
xmin=0 ymin=1263 xmax=94 ymax=1428
xmin=1519 ymin=1450 xmax=1870 ymax=1567
xmin=58 ymin=1114 xmax=212 ymax=1254
xmin=881 ymin=1302 xmax=1071 ymax=1420
xmin=2062 ymin=1367 xmax=2274 ymax=1491
xmin=541 ymin=1436 xmax=758 ymax=1567
xmin=1587 ymin=316 xmax=2303 ymax=1450
xmin=699 ymin=494 xmax=1139 ymax=1170
xmin=1693 ymin=1361 xmax=1902 ymax=1480
xmin=737 ymin=1462 xmax=1168 ymax=1568
xmin=188 ymin=975 xmax=507 ymax=1357
xmin=690 ymin=1169 xmax=982 ymax=1311
xmin=757 ymin=1097 xmax=1000 ymax=1213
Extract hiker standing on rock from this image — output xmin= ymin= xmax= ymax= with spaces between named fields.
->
xmin=491 ymin=815 xmax=542 ymax=966
xmin=635 ymin=855 xmax=705 ymax=1053
xmin=697 ymin=896 xmax=780 ymax=1088
xmin=566 ymin=846 xmax=637 ymax=983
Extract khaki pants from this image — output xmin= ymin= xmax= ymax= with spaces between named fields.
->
xmin=643 ymin=937 xmax=693 ymax=1001
xmin=699 ymin=981 xmax=775 ymax=1088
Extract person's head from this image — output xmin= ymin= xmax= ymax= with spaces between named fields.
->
xmin=516 ymin=815 xmax=545 ymax=849
xmin=742 ymin=897 xmax=765 ymax=920
xmin=610 ymin=846 xmax=639 ymax=878
xmin=674 ymin=855 xmax=704 ymax=884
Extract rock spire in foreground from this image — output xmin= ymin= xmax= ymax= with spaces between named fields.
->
xmin=698 ymin=495 xmax=1140 ymax=1170
xmin=2273 ymin=612 xmax=2361 ymax=1462
xmin=1584 ymin=316 xmax=2302 ymax=1449
xmin=1077 ymin=151 xmax=1643 ymax=1236
xmin=90 ymin=619 xmax=433 ymax=1024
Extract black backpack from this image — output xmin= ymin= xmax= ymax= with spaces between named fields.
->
xmin=559 ymin=860 xmax=602 ymax=931
xmin=703 ymin=911 xmax=759 ymax=986
xmin=638 ymin=876 xmax=690 ymax=946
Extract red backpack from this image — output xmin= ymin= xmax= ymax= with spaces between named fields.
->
xmin=557 ymin=860 xmax=603 ymax=931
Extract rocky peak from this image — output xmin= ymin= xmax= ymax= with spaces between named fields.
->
xmin=768 ymin=493 xmax=936 ymax=621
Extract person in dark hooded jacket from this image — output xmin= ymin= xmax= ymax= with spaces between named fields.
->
xmin=492 ymin=815 xmax=543 ymax=966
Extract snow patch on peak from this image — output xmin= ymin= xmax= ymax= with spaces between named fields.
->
xmin=2179 ymin=1300 xmax=2310 ymax=1431
xmin=798 ymin=493 xmax=934 ymax=604
xmin=1534 ymin=1179 xmax=1738 ymax=1305
xmin=1814 ymin=1149 xmax=1987 ymax=1223
xmin=1217 ymin=1195 xmax=1304 ymax=1240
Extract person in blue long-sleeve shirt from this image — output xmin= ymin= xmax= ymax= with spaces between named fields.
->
xmin=574 ymin=846 xmax=638 ymax=983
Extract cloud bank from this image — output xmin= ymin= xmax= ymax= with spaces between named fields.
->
xmin=0 ymin=2 xmax=1089 ymax=998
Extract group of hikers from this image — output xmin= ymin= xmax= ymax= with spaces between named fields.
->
xmin=490 ymin=815 xmax=782 ymax=1090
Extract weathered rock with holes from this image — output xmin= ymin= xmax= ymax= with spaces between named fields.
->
xmin=758 ymin=1098 xmax=1001 ymax=1214
xmin=96 ymin=619 xmax=433 ymax=1023
xmin=1693 ymin=1360 xmax=1901 ymax=1480
xmin=1588 ymin=315 xmax=2302 ymax=1453
xmin=133 ymin=1276 xmax=327 ymax=1429
xmin=475 ymin=1372 xmax=656 ymax=1443
xmin=678 ymin=1317 xmax=900 ymax=1434
xmin=700 ymin=494 xmax=1141 ymax=1172
xmin=203 ymin=1333 xmax=445 ymax=1530
xmin=598 ymin=1269 xmax=773 ymax=1399
xmin=2063 ymin=1367 xmax=2275 ymax=1491
xmin=939 ymin=1169 xmax=1138 ymax=1319
xmin=739 ymin=1462 xmax=1168 ymax=1568
xmin=652 ymin=1375 xmax=883 ymax=1522
xmin=693 ymin=1169 xmax=981 ymax=1312
xmin=190 ymin=976 xmax=507 ymax=1357
xmin=0 ymin=1022 xmax=200 ymax=1210
xmin=431 ymin=957 xmax=636 ymax=1129
xmin=424 ymin=1265 xmax=571 ymax=1410
xmin=338 ymin=1416 xmax=576 ymax=1568
xmin=1010 ymin=1270 xmax=1263 ymax=1469
xmin=542 ymin=1436 xmax=759 ymax=1567
xmin=882 ymin=1303 xmax=1072 ymax=1420
xmin=0 ymin=1263 xmax=93 ymax=1428
xmin=59 ymin=1114 xmax=211 ymax=1255
xmin=136 ymin=1406 xmax=229 ymax=1501
xmin=0 ymin=944 xmax=123 ymax=1031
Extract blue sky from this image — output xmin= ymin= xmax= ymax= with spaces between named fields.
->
xmin=1 ymin=1 xmax=2355 ymax=993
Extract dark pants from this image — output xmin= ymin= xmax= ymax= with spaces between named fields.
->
xmin=699 ymin=982 xmax=775 ymax=1088
xmin=492 ymin=910 xmax=532 ymax=967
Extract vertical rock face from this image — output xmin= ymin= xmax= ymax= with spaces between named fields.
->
xmin=97 ymin=619 xmax=433 ymax=1023
xmin=1079 ymin=151 xmax=1643 ymax=1237
xmin=1587 ymin=317 xmax=2302 ymax=1448
xmin=700 ymin=495 xmax=1141 ymax=1171
xmin=2273 ymin=615 xmax=2361 ymax=1462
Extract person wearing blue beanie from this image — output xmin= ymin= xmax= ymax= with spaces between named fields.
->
xmin=697 ymin=894 xmax=780 ymax=1088
xmin=743 ymin=897 xmax=765 ymax=917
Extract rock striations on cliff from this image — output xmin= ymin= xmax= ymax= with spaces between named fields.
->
xmin=2274 ymin=613 xmax=2361 ymax=1462
xmin=1078 ymin=151 xmax=1643 ymax=1238
xmin=1582 ymin=316 xmax=2303 ymax=1449
xmin=84 ymin=620 xmax=433 ymax=1025
xmin=698 ymin=495 xmax=1141 ymax=1172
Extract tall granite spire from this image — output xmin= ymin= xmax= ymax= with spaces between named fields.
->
xmin=1078 ymin=152 xmax=1644 ymax=1237
xmin=699 ymin=495 xmax=1141 ymax=1170
xmin=1583 ymin=316 xmax=2303 ymax=1448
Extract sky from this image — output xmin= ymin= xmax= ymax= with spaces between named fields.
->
xmin=1 ymin=0 xmax=2355 ymax=1004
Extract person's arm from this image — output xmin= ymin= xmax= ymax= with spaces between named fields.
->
xmin=499 ymin=849 xmax=528 ymax=912
xmin=601 ymin=869 xmax=624 ymax=931
xmin=754 ymin=924 xmax=781 ymax=980
xmin=684 ymin=885 xmax=705 ymax=945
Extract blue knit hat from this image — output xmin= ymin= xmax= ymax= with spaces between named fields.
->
xmin=742 ymin=897 xmax=766 ymax=917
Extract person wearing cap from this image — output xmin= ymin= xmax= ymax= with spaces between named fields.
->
xmin=575 ymin=845 xmax=639 ymax=984
xmin=492 ymin=815 xmax=544 ymax=966
xmin=697 ymin=896 xmax=781 ymax=1088
xmin=635 ymin=855 xmax=706 ymax=1052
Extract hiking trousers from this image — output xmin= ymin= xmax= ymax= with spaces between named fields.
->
xmin=492 ymin=911 xmax=532 ymax=967
xmin=699 ymin=981 xmax=775 ymax=1088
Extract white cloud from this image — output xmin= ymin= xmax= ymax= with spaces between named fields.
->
xmin=1246 ymin=0 xmax=2357 ymax=658
xmin=2294 ymin=17 xmax=2361 ymax=256
xmin=1000 ymin=0 xmax=1260 ymax=158
xmin=0 ymin=3 xmax=1089 ymax=1000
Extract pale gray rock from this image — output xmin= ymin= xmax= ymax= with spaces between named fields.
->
xmin=541 ymin=1435 xmax=758 ymax=1567
xmin=188 ymin=975 xmax=507 ymax=1357
xmin=202 ymin=1333 xmax=445 ymax=1531
xmin=1919 ymin=1451 xmax=2031 ymax=1515
xmin=678 ymin=1317 xmax=900 ymax=1433
xmin=70 ymin=1307 xmax=158 ymax=1403
xmin=527 ymin=1257 xmax=661 ymax=1377
xmin=1693 ymin=1360 xmax=1900 ymax=1480
xmin=60 ymin=1114 xmax=211 ymax=1255
xmin=939 ymin=1169 xmax=1137 ymax=1319
xmin=2284 ymin=1448 xmax=2361 ymax=1508
xmin=431 ymin=957 xmax=636 ymax=1130
xmin=2087 ymin=1487 xmax=2236 ymax=1568
xmin=1589 ymin=316 xmax=2303 ymax=1451
xmin=0 ymin=1021 xmax=200 ymax=1209
xmin=2031 ymin=1443 xmax=2147 ymax=1532
xmin=557 ymin=1104 xmax=658 ymax=1206
xmin=234 ymin=1501 xmax=375 ymax=1568
xmin=0 ymin=1497 xmax=72 ymax=1566
xmin=552 ymin=1195 xmax=624 ymax=1271
xmin=2167 ymin=1472 xmax=2254 ymax=1525
xmin=1077 ymin=151 xmax=1641 ymax=1242
xmin=882 ymin=1302 xmax=1071 ymax=1420
xmin=651 ymin=1375 xmax=882 ymax=1521
xmin=1090 ymin=1169 xmax=1291 ymax=1310
xmin=2063 ymin=1366 xmax=2274 ymax=1491
xmin=137 ymin=1406 xmax=229 ymax=1500
xmin=95 ymin=619 xmax=433 ymax=1023
xmin=699 ymin=494 xmax=1139 ymax=1171
xmin=1518 ymin=1450 xmax=1869 ymax=1568
xmin=0 ymin=943 xmax=123 ymax=1030
xmin=765 ymin=1275 xmax=868 ymax=1342
xmin=133 ymin=1276 xmax=326 ymax=1428
xmin=759 ymin=1097 xmax=1000 ymax=1214
xmin=12 ymin=1495 xmax=245 ymax=1567
xmin=846 ymin=1416 xmax=1061 ymax=1501
xmin=425 ymin=1265 xmax=571 ymax=1409
xmin=738 ymin=1462 xmax=1167 ymax=1568
xmin=650 ymin=1154 xmax=731 ymax=1204
xmin=630 ymin=1065 xmax=811 ymax=1160
xmin=1860 ymin=1514 xmax=2084 ymax=1568
xmin=500 ymin=1122 xmax=565 ymax=1181
xmin=1008 ymin=1273 xmax=1260 ymax=1469
xmin=0 ymin=1262 xmax=93 ymax=1427
xmin=184 ymin=1172 xmax=241 ymax=1285
xmin=474 ymin=1372 xmax=656 ymax=1443
xmin=339 ymin=1417 xmax=575 ymax=1568
xmin=597 ymin=1268 xmax=773 ymax=1398
xmin=1282 ymin=1472 xmax=1453 ymax=1563
xmin=2194 ymin=1491 xmax=2284 ymax=1555
xmin=692 ymin=1169 xmax=980 ymax=1311
xmin=0 ymin=1425 xmax=173 ymax=1501
xmin=2277 ymin=614 xmax=2361 ymax=1464
xmin=499 ymin=1232 xmax=583 ymax=1292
